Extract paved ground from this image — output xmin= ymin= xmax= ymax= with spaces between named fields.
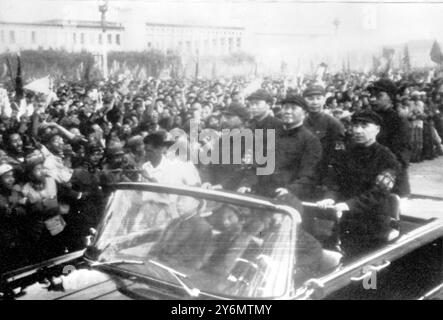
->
xmin=403 ymin=156 xmax=443 ymax=219
xmin=410 ymin=156 xmax=443 ymax=198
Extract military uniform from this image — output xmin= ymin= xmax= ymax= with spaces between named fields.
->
xmin=304 ymin=112 xmax=345 ymax=187
xmin=255 ymin=124 xmax=322 ymax=199
xmin=0 ymin=188 xmax=29 ymax=273
xmin=375 ymin=108 xmax=411 ymax=197
xmin=325 ymin=142 xmax=401 ymax=255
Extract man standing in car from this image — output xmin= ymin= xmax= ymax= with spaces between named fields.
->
xmin=303 ymin=85 xmax=345 ymax=194
xmin=369 ymin=79 xmax=412 ymax=197
xmin=254 ymin=93 xmax=322 ymax=200
xmin=318 ymin=110 xmax=401 ymax=257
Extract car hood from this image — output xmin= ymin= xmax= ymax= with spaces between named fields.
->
xmin=17 ymin=269 xmax=132 ymax=300
xmin=16 ymin=267 xmax=208 ymax=300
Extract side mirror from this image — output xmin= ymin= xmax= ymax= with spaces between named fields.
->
xmin=84 ymin=228 xmax=97 ymax=247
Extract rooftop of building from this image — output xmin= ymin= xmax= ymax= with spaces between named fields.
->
xmin=0 ymin=19 xmax=124 ymax=30
xmin=145 ymin=22 xmax=244 ymax=31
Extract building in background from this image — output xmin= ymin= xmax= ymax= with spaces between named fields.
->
xmin=0 ymin=20 xmax=124 ymax=53
xmin=145 ymin=22 xmax=244 ymax=55
xmin=0 ymin=19 xmax=245 ymax=56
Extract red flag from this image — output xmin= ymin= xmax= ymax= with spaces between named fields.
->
xmin=430 ymin=40 xmax=443 ymax=64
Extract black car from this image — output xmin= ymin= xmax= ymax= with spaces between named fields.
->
xmin=1 ymin=183 xmax=443 ymax=300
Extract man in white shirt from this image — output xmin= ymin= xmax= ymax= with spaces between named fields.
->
xmin=141 ymin=132 xmax=201 ymax=187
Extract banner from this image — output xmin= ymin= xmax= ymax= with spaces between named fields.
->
xmin=24 ymin=76 xmax=53 ymax=95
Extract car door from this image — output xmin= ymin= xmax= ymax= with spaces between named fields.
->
xmin=293 ymin=196 xmax=443 ymax=300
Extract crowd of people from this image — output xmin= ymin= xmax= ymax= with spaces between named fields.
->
xmin=1 ymin=68 xmax=443 ymax=273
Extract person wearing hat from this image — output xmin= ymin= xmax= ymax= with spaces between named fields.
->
xmin=63 ymin=143 xmax=105 ymax=249
xmin=1 ymin=129 xmax=26 ymax=183
xmin=100 ymin=141 xmax=133 ymax=194
xmin=125 ymin=135 xmax=145 ymax=169
xmin=249 ymin=93 xmax=322 ymax=200
xmin=302 ymin=85 xmax=346 ymax=192
xmin=219 ymin=103 xmax=250 ymax=130
xmin=408 ymin=90 xmax=425 ymax=162
xmin=207 ymin=104 xmax=257 ymax=191
xmin=370 ymin=79 xmax=412 ymax=197
xmin=21 ymin=150 xmax=70 ymax=261
xmin=317 ymin=110 xmax=401 ymax=257
xmin=141 ymin=132 xmax=201 ymax=187
xmin=0 ymin=162 xmax=29 ymax=273
xmin=36 ymin=120 xmax=88 ymax=184
xmin=246 ymin=89 xmax=282 ymax=132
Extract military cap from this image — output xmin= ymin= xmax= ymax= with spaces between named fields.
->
xmin=303 ymin=85 xmax=326 ymax=97
xmin=126 ymin=135 xmax=144 ymax=149
xmin=222 ymin=103 xmax=250 ymax=121
xmin=24 ymin=150 xmax=45 ymax=168
xmin=368 ymin=79 xmax=398 ymax=99
xmin=143 ymin=132 xmax=175 ymax=148
xmin=280 ymin=93 xmax=309 ymax=109
xmin=351 ymin=110 xmax=382 ymax=126
xmin=106 ymin=142 xmax=125 ymax=157
xmin=246 ymin=89 xmax=273 ymax=104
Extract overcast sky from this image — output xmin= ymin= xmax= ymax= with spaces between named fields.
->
xmin=2 ymin=0 xmax=443 ymax=68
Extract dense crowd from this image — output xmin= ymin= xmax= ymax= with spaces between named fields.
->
xmin=1 ymin=69 xmax=443 ymax=273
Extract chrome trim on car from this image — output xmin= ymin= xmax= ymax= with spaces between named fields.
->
xmin=294 ymin=218 xmax=443 ymax=299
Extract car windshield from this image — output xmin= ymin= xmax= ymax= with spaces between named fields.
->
xmin=86 ymin=188 xmax=296 ymax=299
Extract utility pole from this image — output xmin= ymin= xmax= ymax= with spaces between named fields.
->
xmin=99 ymin=0 xmax=109 ymax=80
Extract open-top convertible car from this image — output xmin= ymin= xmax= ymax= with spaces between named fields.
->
xmin=1 ymin=183 xmax=442 ymax=300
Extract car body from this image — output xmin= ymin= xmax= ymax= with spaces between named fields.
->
xmin=1 ymin=183 xmax=443 ymax=300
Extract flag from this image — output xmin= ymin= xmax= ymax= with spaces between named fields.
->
xmin=15 ymin=53 xmax=24 ymax=102
xmin=315 ymin=62 xmax=327 ymax=86
xmin=315 ymin=62 xmax=327 ymax=79
xmin=195 ymin=57 xmax=199 ymax=79
xmin=5 ymin=56 xmax=14 ymax=82
xmin=84 ymin=58 xmax=93 ymax=82
xmin=347 ymin=55 xmax=351 ymax=73
xmin=382 ymin=47 xmax=395 ymax=72
xmin=0 ymin=63 xmax=8 ymax=79
xmin=402 ymin=44 xmax=411 ymax=71
xmin=372 ymin=55 xmax=380 ymax=72
xmin=138 ymin=66 xmax=147 ymax=80
xmin=24 ymin=76 xmax=53 ymax=95
xmin=430 ymin=40 xmax=443 ymax=64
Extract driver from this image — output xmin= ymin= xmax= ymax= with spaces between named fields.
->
xmin=317 ymin=110 xmax=401 ymax=257
xmin=150 ymin=196 xmax=213 ymax=270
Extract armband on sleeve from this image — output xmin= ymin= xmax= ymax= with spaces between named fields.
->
xmin=375 ymin=170 xmax=396 ymax=192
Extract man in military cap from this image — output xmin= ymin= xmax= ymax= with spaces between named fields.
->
xmin=100 ymin=142 xmax=133 ymax=195
xmin=125 ymin=135 xmax=145 ymax=169
xmin=246 ymin=89 xmax=282 ymax=131
xmin=207 ymin=104 xmax=256 ymax=191
xmin=369 ymin=79 xmax=412 ymax=197
xmin=250 ymin=93 xmax=322 ymax=200
xmin=317 ymin=110 xmax=401 ymax=256
xmin=303 ymin=85 xmax=345 ymax=194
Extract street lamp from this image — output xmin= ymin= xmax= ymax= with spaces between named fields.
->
xmin=99 ymin=0 xmax=109 ymax=80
